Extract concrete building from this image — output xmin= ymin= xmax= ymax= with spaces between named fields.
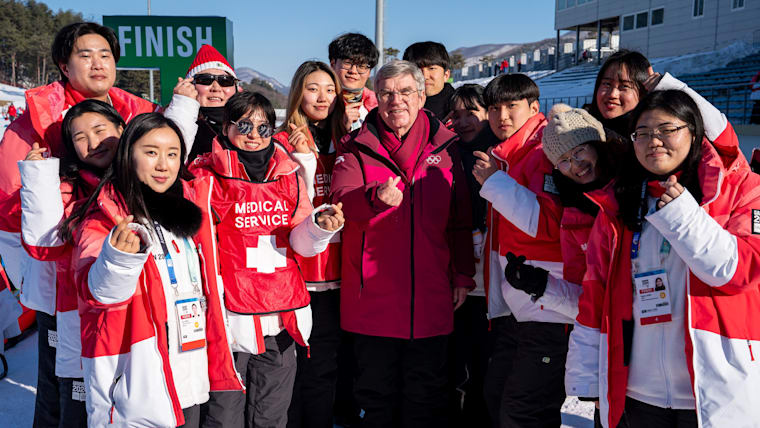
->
xmin=555 ymin=0 xmax=760 ymax=64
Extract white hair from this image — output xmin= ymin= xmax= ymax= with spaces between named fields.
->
xmin=374 ymin=60 xmax=425 ymax=93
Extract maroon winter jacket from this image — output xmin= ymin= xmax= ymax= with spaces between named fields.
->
xmin=331 ymin=109 xmax=475 ymax=339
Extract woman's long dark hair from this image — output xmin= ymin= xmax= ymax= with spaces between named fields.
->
xmin=587 ymin=50 xmax=651 ymax=132
xmin=615 ymin=90 xmax=705 ymax=231
xmin=59 ymin=113 xmax=192 ymax=241
xmin=60 ymin=99 xmax=125 ymax=184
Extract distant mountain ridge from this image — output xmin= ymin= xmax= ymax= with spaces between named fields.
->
xmin=236 ymin=67 xmax=289 ymax=94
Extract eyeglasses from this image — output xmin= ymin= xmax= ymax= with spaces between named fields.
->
xmin=377 ymin=88 xmax=420 ymax=102
xmin=556 ymin=144 xmax=590 ymax=171
xmin=630 ymin=125 xmax=689 ymax=143
xmin=231 ymin=119 xmax=274 ymax=137
xmin=338 ymin=59 xmax=371 ymax=74
xmin=194 ymin=73 xmax=238 ymax=87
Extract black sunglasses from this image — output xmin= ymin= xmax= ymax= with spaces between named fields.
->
xmin=194 ymin=73 xmax=238 ymax=87
xmin=231 ymin=119 xmax=274 ymax=138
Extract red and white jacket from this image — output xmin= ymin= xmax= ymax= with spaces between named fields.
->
xmin=188 ymin=139 xmax=339 ymax=350
xmin=0 ymin=80 xmax=198 ymax=316
xmin=273 ymin=130 xmax=342 ymax=291
xmin=566 ymin=122 xmax=760 ymax=427
xmin=72 ymin=180 xmax=240 ymax=427
xmin=479 ymin=113 xmax=572 ymax=324
xmin=18 ymin=159 xmax=102 ymax=378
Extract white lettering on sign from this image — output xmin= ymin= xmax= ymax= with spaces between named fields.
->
xmin=117 ymin=25 xmax=213 ymax=58
xmin=145 ymin=27 xmax=163 ymax=57
xmin=177 ymin=26 xmax=193 ymax=57
xmin=234 ymin=200 xmax=289 ymax=214
xmin=246 ymin=235 xmax=287 ymax=273
xmin=196 ymin=27 xmax=213 ymax=51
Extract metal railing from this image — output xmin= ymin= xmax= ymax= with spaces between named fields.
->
xmin=538 ymin=83 xmax=757 ymax=125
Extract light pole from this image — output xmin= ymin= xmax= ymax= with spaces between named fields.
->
xmin=147 ymin=0 xmax=154 ymax=102
xmin=376 ymin=0 xmax=384 ymax=68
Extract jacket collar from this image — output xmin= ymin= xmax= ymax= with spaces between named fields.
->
xmin=207 ymin=137 xmax=300 ymax=181
xmin=25 ymin=81 xmax=155 ymax=144
xmin=490 ymin=113 xmax=547 ymax=164
xmin=351 ymin=108 xmax=456 ymax=155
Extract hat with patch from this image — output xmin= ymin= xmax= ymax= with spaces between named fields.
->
xmin=186 ymin=44 xmax=237 ymax=79
xmin=542 ymin=103 xmax=606 ymax=165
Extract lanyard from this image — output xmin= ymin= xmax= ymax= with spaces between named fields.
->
xmin=630 ymin=181 xmax=671 ymax=267
xmin=152 ymin=221 xmax=202 ymax=297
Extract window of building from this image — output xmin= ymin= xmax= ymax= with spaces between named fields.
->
xmin=557 ymin=0 xmax=566 ymax=10
xmin=623 ymin=11 xmax=649 ymax=31
xmin=567 ymin=0 xmax=575 ymax=7
xmin=732 ymin=0 xmax=744 ymax=10
xmin=651 ymin=8 xmax=664 ymax=25
xmin=693 ymin=0 xmax=704 ymax=17
xmin=623 ymin=14 xmax=635 ymax=31
xmin=636 ymin=12 xmax=648 ymax=28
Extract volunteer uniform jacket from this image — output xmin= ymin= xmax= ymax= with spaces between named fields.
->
xmin=72 ymin=181 xmax=239 ymax=428
xmin=18 ymin=159 xmax=100 ymax=379
xmin=479 ymin=113 xmax=573 ymax=324
xmin=0 ymin=80 xmax=198 ymax=315
xmin=331 ymin=109 xmax=475 ymax=339
xmin=566 ymin=121 xmax=760 ymax=427
xmin=188 ymin=138 xmax=338 ymax=353
xmin=273 ymin=130 xmax=341 ymax=291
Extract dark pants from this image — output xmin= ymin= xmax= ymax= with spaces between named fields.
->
xmin=483 ymin=315 xmax=519 ymax=427
xmin=353 ymin=333 xmax=449 ymax=428
xmin=179 ymin=404 xmax=201 ymax=428
xmin=33 ymin=311 xmax=60 ymax=428
xmin=201 ymin=331 xmax=296 ymax=428
xmin=288 ymin=290 xmax=341 ymax=428
xmin=57 ymin=377 xmax=87 ymax=428
xmin=449 ymin=296 xmax=492 ymax=428
xmin=625 ymin=398 xmax=697 ymax=428
xmin=499 ymin=321 xmax=571 ymax=428
xmin=333 ymin=331 xmax=360 ymax=427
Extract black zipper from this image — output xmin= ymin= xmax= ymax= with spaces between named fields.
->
xmin=409 ymin=176 xmax=415 ymax=340
xmin=359 ymin=231 xmax=366 ymax=296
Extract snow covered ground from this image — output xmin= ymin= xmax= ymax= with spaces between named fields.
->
xmin=1 ymin=331 xmax=594 ymax=427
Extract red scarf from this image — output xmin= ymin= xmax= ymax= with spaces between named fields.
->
xmin=376 ymin=111 xmax=430 ymax=180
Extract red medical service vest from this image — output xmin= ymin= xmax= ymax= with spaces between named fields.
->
xmin=213 ymin=172 xmax=310 ymax=314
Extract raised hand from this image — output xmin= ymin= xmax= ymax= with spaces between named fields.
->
xmin=316 ymin=202 xmax=345 ymax=231
xmin=377 ymin=176 xmax=403 ymax=207
xmin=174 ymin=77 xmax=198 ymax=100
xmin=288 ymin=123 xmax=311 ymax=154
xmin=657 ymin=175 xmax=685 ymax=209
xmin=472 ymin=150 xmax=499 ymax=185
xmin=25 ymin=142 xmax=48 ymax=161
xmin=109 ymin=215 xmax=141 ymax=254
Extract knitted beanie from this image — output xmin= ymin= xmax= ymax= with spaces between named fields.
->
xmin=186 ymin=44 xmax=236 ymax=79
xmin=542 ymin=103 xmax=606 ymax=165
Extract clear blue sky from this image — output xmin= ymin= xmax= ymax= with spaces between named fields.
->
xmin=40 ymin=0 xmax=556 ymax=85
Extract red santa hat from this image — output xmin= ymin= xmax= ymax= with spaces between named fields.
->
xmin=186 ymin=44 xmax=236 ymax=79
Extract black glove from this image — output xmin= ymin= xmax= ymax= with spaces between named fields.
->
xmin=504 ymin=252 xmax=548 ymax=300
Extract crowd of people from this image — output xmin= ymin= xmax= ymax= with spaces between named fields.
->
xmin=0 ymin=20 xmax=758 ymax=428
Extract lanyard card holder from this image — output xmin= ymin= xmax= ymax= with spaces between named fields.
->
xmin=633 ymin=268 xmax=672 ymax=325
xmin=175 ymin=296 xmax=206 ymax=352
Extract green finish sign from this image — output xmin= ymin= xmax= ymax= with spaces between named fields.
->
xmin=103 ymin=16 xmax=234 ymax=105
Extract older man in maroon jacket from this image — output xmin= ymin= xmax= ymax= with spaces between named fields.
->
xmin=331 ymin=60 xmax=475 ymax=428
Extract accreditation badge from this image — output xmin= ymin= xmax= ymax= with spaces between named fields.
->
xmin=633 ymin=269 xmax=672 ymax=325
xmin=175 ymin=297 xmax=206 ymax=352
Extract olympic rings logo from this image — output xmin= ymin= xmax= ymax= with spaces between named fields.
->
xmin=426 ymin=155 xmax=442 ymax=165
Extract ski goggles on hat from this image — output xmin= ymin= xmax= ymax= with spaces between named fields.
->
xmin=231 ymin=119 xmax=274 ymax=137
xmin=194 ymin=73 xmax=238 ymax=87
